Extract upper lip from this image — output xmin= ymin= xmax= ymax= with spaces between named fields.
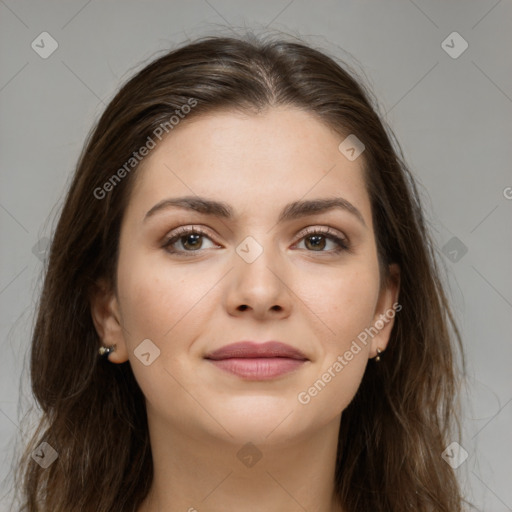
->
xmin=204 ymin=341 xmax=308 ymax=361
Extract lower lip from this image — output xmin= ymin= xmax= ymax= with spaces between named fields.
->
xmin=207 ymin=357 xmax=306 ymax=380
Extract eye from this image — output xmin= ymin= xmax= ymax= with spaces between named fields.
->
xmin=162 ymin=225 xmax=350 ymax=257
xmin=294 ymin=227 xmax=350 ymax=254
xmin=162 ymin=226 xmax=218 ymax=255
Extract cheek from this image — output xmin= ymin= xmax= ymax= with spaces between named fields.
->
xmin=299 ymin=355 xmax=368 ymax=425
xmin=117 ymin=244 xmax=207 ymax=341
xmin=297 ymin=275 xmax=376 ymax=419
xmin=301 ymin=263 xmax=381 ymax=344
xmin=118 ymin=272 xmax=175 ymax=340
xmin=115 ymin=255 xmax=209 ymax=408
xmin=300 ymin=266 xmax=380 ymax=417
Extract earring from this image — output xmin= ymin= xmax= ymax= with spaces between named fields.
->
xmin=98 ymin=344 xmax=116 ymax=357
xmin=375 ymin=348 xmax=382 ymax=362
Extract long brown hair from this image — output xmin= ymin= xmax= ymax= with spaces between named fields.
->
xmin=11 ymin=32 xmax=468 ymax=511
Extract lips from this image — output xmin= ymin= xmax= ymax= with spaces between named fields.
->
xmin=204 ymin=341 xmax=308 ymax=380
xmin=204 ymin=341 xmax=308 ymax=361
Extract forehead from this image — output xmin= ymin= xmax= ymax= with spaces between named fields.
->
xmin=126 ymin=107 xmax=372 ymax=227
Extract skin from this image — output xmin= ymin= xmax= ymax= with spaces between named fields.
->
xmin=91 ymin=107 xmax=400 ymax=512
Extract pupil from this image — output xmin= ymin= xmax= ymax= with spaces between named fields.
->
xmin=308 ymin=235 xmax=325 ymax=250
xmin=184 ymin=234 xmax=201 ymax=249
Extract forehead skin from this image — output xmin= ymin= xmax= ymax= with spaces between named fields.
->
xmin=125 ymin=107 xmax=374 ymax=243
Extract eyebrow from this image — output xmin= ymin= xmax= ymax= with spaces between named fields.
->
xmin=144 ymin=195 xmax=367 ymax=228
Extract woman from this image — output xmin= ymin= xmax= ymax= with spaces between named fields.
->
xmin=13 ymin=32 xmax=468 ymax=511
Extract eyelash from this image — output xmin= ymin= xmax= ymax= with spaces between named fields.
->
xmin=162 ymin=225 xmax=350 ymax=257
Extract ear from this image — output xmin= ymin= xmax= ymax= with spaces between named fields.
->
xmin=369 ymin=263 xmax=401 ymax=359
xmin=89 ymin=278 xmax=129 ymax=363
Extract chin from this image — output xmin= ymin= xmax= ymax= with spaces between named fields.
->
xmin=201 ymin=400 xmax=307 ymax=444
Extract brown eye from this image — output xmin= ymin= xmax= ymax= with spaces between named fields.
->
xmin=179 ymin=233 xmax=203 ymax=250
xmin=304 ymin=234 xmax=328 ymax=251
xmin=163 ymin=227 xmax=217 ymax=255
xmin=295 ymin=227 xmax=350 ymax=253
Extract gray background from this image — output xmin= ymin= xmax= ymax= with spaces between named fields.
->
xmin=1 ymin=1 xmax=511 ymax=510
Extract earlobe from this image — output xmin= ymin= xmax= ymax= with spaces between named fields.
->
xmin=89 ymin=278 xmax=129 ymax=363
xmin=370 ymin=263 xmax=401 ymax=359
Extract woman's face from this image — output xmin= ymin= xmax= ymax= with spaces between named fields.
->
xmin=93 ymin=107 xmax=399 ymax=445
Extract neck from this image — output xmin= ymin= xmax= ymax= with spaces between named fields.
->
xmin=138 ymin=410 xmax=345 ymax=512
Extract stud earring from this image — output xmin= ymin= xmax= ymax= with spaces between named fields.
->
xmin=98 ymin=344 xmax=116 ymax=358
xmin=375 ymin=348 xmax=382 ymax=362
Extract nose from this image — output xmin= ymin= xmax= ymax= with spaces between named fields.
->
xmin=224 ymin=239 xmax=293 ymax=321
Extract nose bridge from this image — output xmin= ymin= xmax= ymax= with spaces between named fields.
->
xmin=228 ymin=231 xmax=290 ymax=314
xmin=235 ymin=232 xmax=280 ymax=283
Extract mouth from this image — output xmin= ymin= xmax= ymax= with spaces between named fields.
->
xmin=204 ymin=341 xmax=308 ymax=380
